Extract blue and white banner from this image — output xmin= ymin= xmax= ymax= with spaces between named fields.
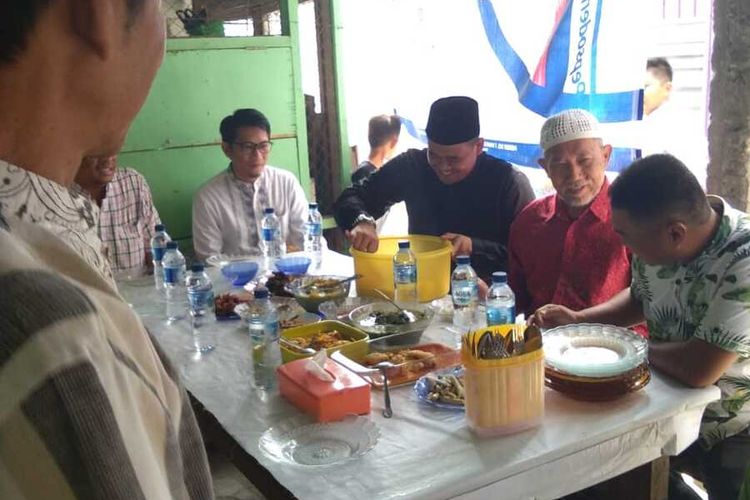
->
xmin=387 ymin=0 xmax=646 ymax=172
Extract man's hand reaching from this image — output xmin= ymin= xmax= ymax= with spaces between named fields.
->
xmin=441 ymin=233 xmax=472 ymax=259
xmin=346 ymin=222 xmax=379 ymax=253
xmin=529 ymin=304 xmax=580 ymax=329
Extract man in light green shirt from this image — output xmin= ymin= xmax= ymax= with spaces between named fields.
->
xmin=532 ymin=154 xmax=750 ymax=500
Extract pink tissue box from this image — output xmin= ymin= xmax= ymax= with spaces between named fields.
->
xmin=277 ymin=358 xmax=371 ymax=422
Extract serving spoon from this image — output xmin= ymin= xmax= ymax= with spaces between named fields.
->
xmin=373 ymin=288 xmax=407 ymax=313
xmin=374 ymin=361 xmax=395 ymax=418
xmin=279 ymin=337 xmax=316 ymax=355
xmin=372 ymin=289 xmax=422 ymax=324
xmin=329 ymin=351 xmax=395 ymax=418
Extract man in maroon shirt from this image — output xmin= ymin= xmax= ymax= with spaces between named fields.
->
xmin=509 ymin=109 xmax=632 ymax=318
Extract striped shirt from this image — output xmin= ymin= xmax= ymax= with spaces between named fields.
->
xmin=74 ymin=168 xmax=161 ymax=275
xmin=0 ymin=164 xmax=213 ymax=499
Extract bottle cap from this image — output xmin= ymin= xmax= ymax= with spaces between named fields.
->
xmin=398 ymin=240 xmax=410 ymax=249
xmin=309 ymin=202 xmax=318 ymax=210
xmin=166 ymin=241 xmax=178 ymax=250
xmin=491 ymin=271 xmax=508 ymax=284
xmin=264 ymin=207 xmax=275 ymax=214
xmin=191 ymin=263 xmax=204 ymax=272
xmin=155 ymin=223 xmax=165 ymax=232
xmin=254 ymin=287 xmax=270 ymax=299
xmin=456 ymin=255 xmax=470 ymax=265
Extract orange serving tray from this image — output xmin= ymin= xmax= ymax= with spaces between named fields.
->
xmin=335 ymin=343 xmax=460 ymax=389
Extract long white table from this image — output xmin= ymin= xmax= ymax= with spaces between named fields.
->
xmin=118 ymin=251 xmax=720 ymax=500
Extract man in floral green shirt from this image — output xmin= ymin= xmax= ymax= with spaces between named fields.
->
xmin=533 ymin=154 xmax=750 ymax=500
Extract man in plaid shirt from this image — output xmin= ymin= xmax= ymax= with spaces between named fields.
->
xmin=75 ymin=155 xmax=161 ymax=275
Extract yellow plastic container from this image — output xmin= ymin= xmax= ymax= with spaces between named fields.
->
xmin=351 ymin=235 xmax=451 ymax=302
xmin=280 ymin=320 xmax=369 ymax=363
xmin=462 ymin=325 xmax=545 ymax=437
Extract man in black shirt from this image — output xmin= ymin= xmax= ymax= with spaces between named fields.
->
xmin=351 ymin=114 xmax=402 ymax=185
xmin=335 ymin=96 xmax=534 ymax=282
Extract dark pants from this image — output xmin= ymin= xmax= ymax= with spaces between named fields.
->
xmin=669 ymin=430 xmax=750 ymax=500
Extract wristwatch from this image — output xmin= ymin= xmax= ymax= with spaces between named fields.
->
xmin=352 ymin=213 xmax=376 ymax=229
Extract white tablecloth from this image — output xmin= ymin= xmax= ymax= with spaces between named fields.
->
xmin=118 ymin=250 xmax=720 ymax=500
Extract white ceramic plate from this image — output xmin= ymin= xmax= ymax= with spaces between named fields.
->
xmin=258 ymin=415 xmax=379 ymax=466
xmin=543 ymin=323 xmax=648 ymax=378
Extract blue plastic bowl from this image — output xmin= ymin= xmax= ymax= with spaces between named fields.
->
xmin=275 ymin=256 xmax=312 ymax=275
xmin=220 ymin=261 xmax=259 ymax=286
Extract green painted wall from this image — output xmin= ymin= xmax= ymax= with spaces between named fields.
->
xmin=119 ymin=32 xmax=310 ymax=249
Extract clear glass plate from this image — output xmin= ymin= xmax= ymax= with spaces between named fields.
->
xmin=258 ymin=415 xmax=379 ymax=466
xmin=318 ymin=296 xmax=375 ymax=321
xmin=430 ymin=296 xmax=454 ymax=318
xmin=115 ymin=275 xmax=154 ymax=288
xmin=233 ymin=298 xmax=318 ymax=328
xmin=206 ymin=253 xmax=260 ymax=268
xmin=348 ymin=302 xmax=434 ymax=337
xmin=543 ymin=323 xmax=647 ymax=378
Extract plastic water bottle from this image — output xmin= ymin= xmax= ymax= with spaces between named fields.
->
xmin=451 ymin=255 xmax=479 ymax=330
xmin=261 ymin=208 xmax=285 ymax=263
xmin=151 ymin=224 xmax=170 ymax=292
xmin=304 ymin=202 xmax=323 ymax=266
xmin=162 ymin=241 xmax=186 ymax=322
xmin=393 ymin=240 xmax=417 ymax=305
xmin=486 ymin=271 xmax=516 ymax=326
xmin=186 ymin=263 xmax=215 ymax=353
xmin=247 ymin=287 xmax=281 ymax=391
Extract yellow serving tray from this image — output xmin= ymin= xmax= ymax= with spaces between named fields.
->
xmin=280 ymin=320 xmax=369 ymax=363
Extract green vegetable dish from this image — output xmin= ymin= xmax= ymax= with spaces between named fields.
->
xmin=368 ymin=310 xmax=424 ymax=326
